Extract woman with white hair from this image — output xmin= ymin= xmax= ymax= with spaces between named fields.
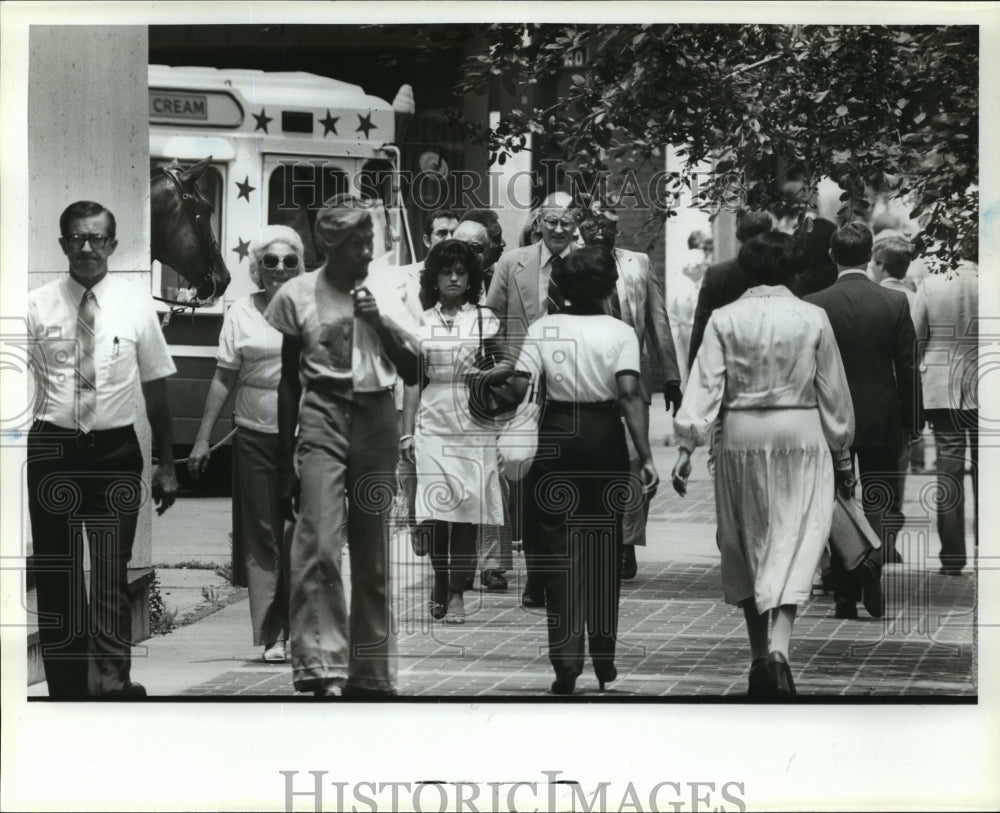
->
xmin=188 ymin=224 xmax=305 ymax=663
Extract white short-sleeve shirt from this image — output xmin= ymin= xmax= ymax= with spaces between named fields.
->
xmin=515 ymin=313 xmax=640 ymax=403
xmin=28 ymin=274 xmax=176 ymax=430
xmin=216 ymin=294 xmax=283 ymax=433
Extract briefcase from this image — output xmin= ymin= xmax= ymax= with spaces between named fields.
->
xmin=830 ymin=492 xmax=881 ymax=571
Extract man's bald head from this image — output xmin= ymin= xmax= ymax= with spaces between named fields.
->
xmin=537 ymin=191 xmax=580 ymax=255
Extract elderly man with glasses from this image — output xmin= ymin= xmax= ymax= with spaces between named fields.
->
xmin=485 ymin=191 xmax=581 ymax=609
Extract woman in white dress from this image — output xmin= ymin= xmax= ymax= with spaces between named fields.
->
xmin=672 ymin=232 xmax=855 ymax=701
xmin=401 ymin=240 xmax=504 ymax=623
xmin=188 ymin=225 xmax=304 ymax=662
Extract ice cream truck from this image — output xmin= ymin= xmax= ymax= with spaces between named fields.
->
xmin=148 ymin=65 xmax=414 ymax=481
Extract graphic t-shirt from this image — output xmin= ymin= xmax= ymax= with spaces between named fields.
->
xmin=265 ymin=266 xmax=410 ymax=392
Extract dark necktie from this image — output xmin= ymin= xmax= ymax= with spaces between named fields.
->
xmin=76 ymin=290 xmax=97 ymax=432
xmin=546 ymin=254 xmax=565 ymax=315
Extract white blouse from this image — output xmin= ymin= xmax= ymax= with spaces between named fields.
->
xmin=216 ymin=295 xmax=283 ymax=433
xmin=515 ymin=313 xmax=640 ymax=403
xmin=674 ymin=286 xmax=855 ymax=453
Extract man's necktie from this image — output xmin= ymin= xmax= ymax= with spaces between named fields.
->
xmin=546 ymin=254 xmax=565 ymax=315
xmin=76 ymin=290 xmax=97 ymax=432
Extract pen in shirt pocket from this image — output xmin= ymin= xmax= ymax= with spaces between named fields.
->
xmin=113 ymin=336 xmax=120 ymax=357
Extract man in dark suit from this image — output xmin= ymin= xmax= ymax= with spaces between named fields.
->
xmin=805 ymin=222 xmax=919 ymax=619
xmin=687 ymin=210 xmax=774 ymax=368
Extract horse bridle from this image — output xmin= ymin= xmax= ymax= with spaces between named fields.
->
xmin=152 ymin=164 xmax=223 ymax=312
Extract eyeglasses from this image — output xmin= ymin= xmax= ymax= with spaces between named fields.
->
xmin=541 ymin=217 xmax=577 ymax=231
xmin=579 ymin=221 xmax=617 ymax=235
xmin=262 ymin=253 xmax=300 ymax=271
xmin=64 ymin=233 xmax=112 ymax=250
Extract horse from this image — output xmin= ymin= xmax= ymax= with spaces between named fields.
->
xmin=150 ymin=156 xmax=230 ymax=304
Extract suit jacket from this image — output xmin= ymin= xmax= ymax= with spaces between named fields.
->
xmin=805 ymin=273 xmax=919 ymax=448
xmin=687 ymin=257 xmax=748 ymax=369
xmin=485 ymin=242 xmax=550 ymax=351
xmin=911 ymin=260 xmax=978 ymax=411
xmin=613 ymin=248 xmax=681 ymax=396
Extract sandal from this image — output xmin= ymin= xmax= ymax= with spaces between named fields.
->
xmin=263 ymin=640 xmax=286 ymax=663
xmin=429 ymin=573 xmax=448 ymax=620
xmin=444 ymin=591 xmax=465 ymax=624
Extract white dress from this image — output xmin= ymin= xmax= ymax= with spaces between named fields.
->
xmin=674 ymin=287 xmax=855 ymax=611
xmin=414 ymin=302 xmax=504 ymax=526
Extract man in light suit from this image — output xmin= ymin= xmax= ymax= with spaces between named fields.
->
xmin=577 ymin=198 xmax=683 ymax=580
xmin=910 ymin=237 xmax=978 ymax=575
xmin=805 ymin=222 xmax=920 ymax=619
xmin=485 ymin=191 xmax=580 ymax=608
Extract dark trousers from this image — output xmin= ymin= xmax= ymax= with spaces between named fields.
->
xmin=927 ymin=409 xmax=978 ymax=570
xmin=27 ymin=421 xmax=143 ymax=697
xmin=526 ymin=403 xmax=628 ymax=681
xmin=425 ymin=520 xmax=478 ymax=593
xmin=233 ymin=428 xmax=292 ymax=647
xmin=830 ymin=445 xmax=903 ymax=602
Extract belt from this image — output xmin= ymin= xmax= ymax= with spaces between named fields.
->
xmin=31 ymin=420 xmax=136 ymax=446
xmin=544 ymin=400 xmax=618 ymax=412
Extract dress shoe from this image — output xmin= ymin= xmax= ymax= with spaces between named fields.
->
xmin=521 ymin=590 xmax=546 ymax=608
xmin=748 ymin=658 xmax=770 ymax=700
xmin=766 ymin=652 xmax=796 ymax=702
xmin=597 ymin=665 xmax=618 ymax=691
xmin=858 ymin=557 xmax=885 ymax=618
xmin=480 ymin=569 xmax=508 ymax=591
xmin=105 ymin=681 xmax=147 ymax=699
xmin=550 ymin=675 xmax=577 ymax=695
xmin=938 ymin=567 xmax=964 ymax=577
xmin=834 ymin=599 xmax=858 ymax=620
xmin=620 ymin=545 xmax=638 ymax=580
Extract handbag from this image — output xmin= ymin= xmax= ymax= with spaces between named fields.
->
xmin=466 ymin=306 xmax=525 ymax=425
xmin=498 ymin=376 xmax=541 ymax=481
xmin=830 ymin=492 xmax=881 ymax=571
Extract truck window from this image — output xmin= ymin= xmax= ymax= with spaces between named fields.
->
xmin=152 ymin=159 xmax=224 ymax=300
xmin=267 ymin=161 xmax=350 ymax=272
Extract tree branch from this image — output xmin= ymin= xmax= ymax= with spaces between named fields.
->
xmin=722 ymin=52 xmax=786 ymax=80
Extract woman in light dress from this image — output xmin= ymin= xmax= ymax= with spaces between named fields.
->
xmin=188 ymin=225 xmax=303 ymax=662
xmin=672 ymin=232 xmax=855 ymax=701
xmin=401 ymin=240 xmax=504 ymax=623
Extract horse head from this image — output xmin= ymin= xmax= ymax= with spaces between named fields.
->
xmin=150 ymin=156 xmax=231 ymax=302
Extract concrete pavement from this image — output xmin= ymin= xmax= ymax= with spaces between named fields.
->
xmin=28 ymin=410 xmax=977 ymax=699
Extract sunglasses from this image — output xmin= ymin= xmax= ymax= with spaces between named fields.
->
xmin=64 ymin=233 xmax=112 ymax=250
xmin=261 ymin=253 xmax=300 ymax=271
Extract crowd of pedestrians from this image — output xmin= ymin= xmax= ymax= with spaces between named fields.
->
xmin=27 ymin=192 xmax=979 ymax=701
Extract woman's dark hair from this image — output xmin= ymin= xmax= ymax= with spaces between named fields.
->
xmin=738 ymin=232 xmax=806 ymax=287
xmin=790 ymin=217 xmax=838 ymax=296
xmin=551 ymin=246 xmax=618 ymax=315
xmin=420 ymin=239 xmax=483 ymax=307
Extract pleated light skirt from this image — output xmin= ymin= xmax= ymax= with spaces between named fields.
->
xmin=714 ymin=408 xmax=834 ymax=611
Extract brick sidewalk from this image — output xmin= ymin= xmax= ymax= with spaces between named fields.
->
xmin=178 ymin=555 xmax=975 ymax=699
xmin=156 ymin=422 xmax=978 ymax=700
